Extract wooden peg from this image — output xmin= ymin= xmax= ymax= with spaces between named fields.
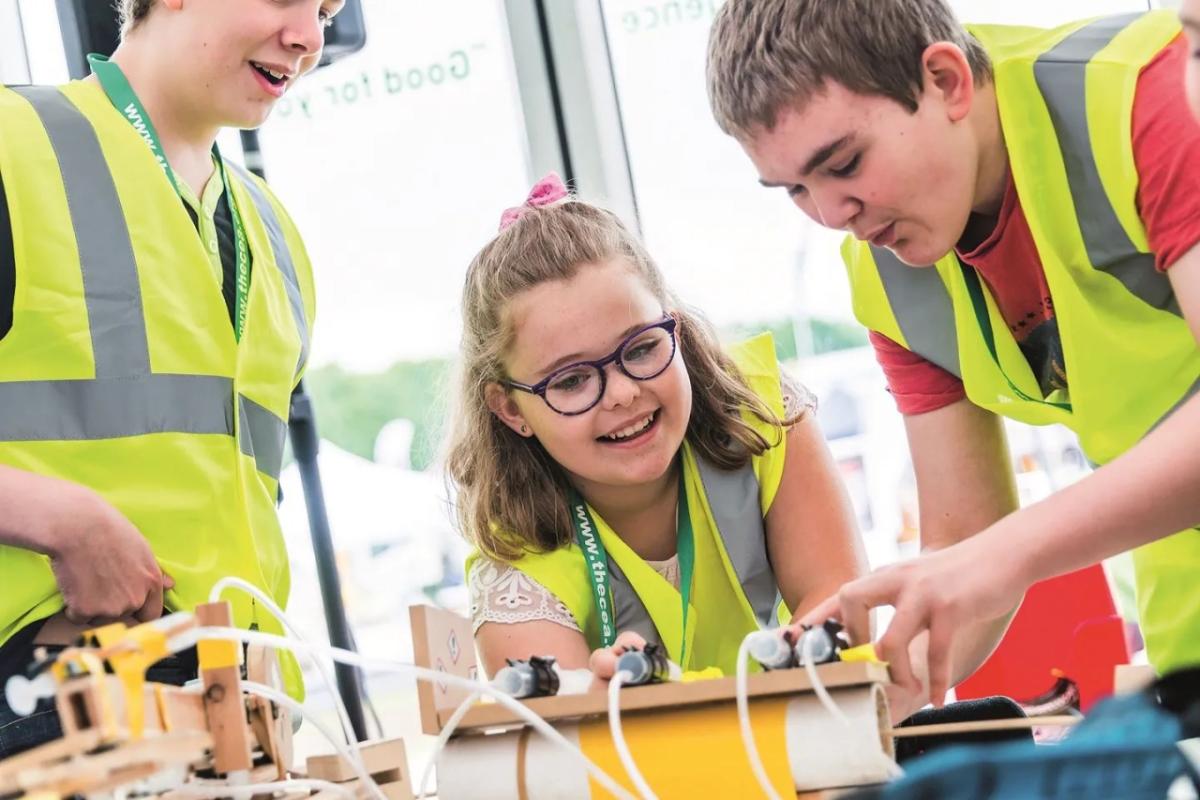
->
xmin=195 ymin=601 xmax=254 ymax=775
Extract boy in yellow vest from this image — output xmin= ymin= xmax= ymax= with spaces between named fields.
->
xmin=0 ymin=0 xmax=335 ymax=755
xmin=707 ymin=0 xmax=1200 ymax=717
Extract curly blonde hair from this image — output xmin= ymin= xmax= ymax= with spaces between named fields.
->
xmin=444 ymin=198 xmax=797 ymax=562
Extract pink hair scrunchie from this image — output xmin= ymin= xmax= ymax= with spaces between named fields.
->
xmin=498 ymin=172 xmax=569 ymax=231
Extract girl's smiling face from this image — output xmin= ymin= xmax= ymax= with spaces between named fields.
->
xmin=487 ymin=258 xmax=692 ymax=497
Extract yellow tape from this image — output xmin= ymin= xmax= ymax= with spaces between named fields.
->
xmin=839 ymin=644 xmax=884 ymax=664
xmin=197 ymin=638 xmax=241 ymax=670
xmin=122 ymin=626 xmax=170 ymax=662
xmin=86 ymin=623 xmax=130 ymax=649
xmin=680 ymin=667 xmax=724 ymax=683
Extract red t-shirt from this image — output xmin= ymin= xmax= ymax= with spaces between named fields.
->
xmin=871 ymin=34 xmax=1200 ymax=415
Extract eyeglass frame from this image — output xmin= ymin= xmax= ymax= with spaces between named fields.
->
xmin=502 ymin=316 xmax=679 ymax=416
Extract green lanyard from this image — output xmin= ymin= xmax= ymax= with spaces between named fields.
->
xmin=87 ymin=54 xmax=251 ymax=342
xmin=570 ymin=470 xmax=695 ymax=664
xmin=959 ymin=260 xmax=1072 ymax=411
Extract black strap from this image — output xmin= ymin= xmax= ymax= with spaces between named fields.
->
xmin=181 ymin=190 xmax=240 ymax=325
xmin=1154 ymin=665 xmax=1200 ymax=738
xmin=0 ymin=168 xmax=14 ymax=340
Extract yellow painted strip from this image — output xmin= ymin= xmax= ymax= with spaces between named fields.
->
xmin=578 ymin=695 xmax=794 ymax=798
xmin=123 ymin=625 xmax=170 ymax=662
xmin=197 ymin=638 xmax=241 ymax=669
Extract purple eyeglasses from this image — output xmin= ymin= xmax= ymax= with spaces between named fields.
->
xmin=503 ymin=317 xmax=678 ymax=415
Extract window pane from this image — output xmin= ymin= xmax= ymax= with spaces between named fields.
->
xmin=258 ymin=0 xmax=531 ymax=371
xmin=952 ymin=0 xmax=1149 ymax=24
xmin=252 ymin=0 xmax=532 ymax=768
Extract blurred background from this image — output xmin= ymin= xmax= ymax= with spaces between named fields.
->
xmin=1 ymin=0 xmax=1180 ymax=781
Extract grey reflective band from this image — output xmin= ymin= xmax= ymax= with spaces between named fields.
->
xmin=871 ymin=246 xmax=963 ymax=378
xmin=1033 ymin=14 xmax=1179 ymax=316
xmin=1 ymin=90 xmax=291 ymax=476
xmin=238 ymin=394 xmax=288 ymax=480
xmin=607 ymin=560 xmax=663 ymax=649
xmin=0 ymin=375 xmax=233 ymax=441
xmin=13 ymin=86 xmax=151 ymax=376
xmin=602 ymin=456 xmax=779 ymax=646
xmin=694 ymin=456 xmax=781 ymax=627
xmin=1147 ymin=373 xmax=1200 ymax=438
xmin=228 ymin=163 xmax=311 ymax=379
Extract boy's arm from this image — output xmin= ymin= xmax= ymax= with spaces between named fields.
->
xmin=884 ymin=399 xmax=1020 ymax=715
xmin=805 ymin=244 xmax=1200 ymax=705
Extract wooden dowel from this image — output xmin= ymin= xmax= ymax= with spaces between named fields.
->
xmin=885 ymin=714 xmax=1081 ymax=738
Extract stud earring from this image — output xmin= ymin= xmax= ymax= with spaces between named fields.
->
xmin=520 ymin=425 xmax=528 ymax=435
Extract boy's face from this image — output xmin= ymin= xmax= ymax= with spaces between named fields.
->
xmin=1183 ymin=0 xmax=1200 ymax=122
xmin=740 ymin=79 xmax=980 ymax=267
xmin=155 ymin=0 xmax=344 ymax=129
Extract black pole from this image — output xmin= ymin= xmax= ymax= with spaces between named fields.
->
xmin=287 ymin=381 xmax=370 ymax=742
xmin=240 ymin=128 xmax=369 ymax=743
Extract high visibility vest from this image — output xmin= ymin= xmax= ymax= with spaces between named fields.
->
xmin=843 ymin=12 xmax=1200 ymax=674
xmin=468 ymin=334 xmax=790 ymax=675
xmin=0 ymin=81 xmax=316 ymax=690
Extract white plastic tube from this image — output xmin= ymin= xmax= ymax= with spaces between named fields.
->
xmin=171 ymin=778 xmax=353 ymax=798
xmin=175 ymin=626 xmax=637 ymax=800
xmin=735 ymin=635 xmax=786 ymax=800
xmin=801 ymin=634 xmax=850 ymax=727
xmin=207 ymin=578 xmax=379 ymax=799
xmin=608 ymin=670 xmax=658 ymax=800
xmin=240 ymin=680 xmax=380 ymax=800
xmin=208 ymin=577 xmax=363 ymax=748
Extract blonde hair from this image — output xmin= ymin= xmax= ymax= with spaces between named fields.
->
xmin=706 ymin=0 xmax=992 ymax=139
xmin=117 ymin=0 xmax=155 ymax=38
xmin=445 ymin=199 xmax=795 ymax=563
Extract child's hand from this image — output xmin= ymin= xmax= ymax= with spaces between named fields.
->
xmin=588 ymin=630 xmax=648 ymax=688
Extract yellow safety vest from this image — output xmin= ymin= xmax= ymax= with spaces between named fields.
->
xmin=468 ymin=334 xmax=790 ymax=675
xmin=843 ymin=12 xmax=1200 ymax=674
xmin=0 ymin=81 xmax=316 ymax=690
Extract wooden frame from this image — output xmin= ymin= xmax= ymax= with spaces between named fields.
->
xmin=408 ymin=603 xmax=477 ymax=736
xmin=408 ymin=603 xmax=889 ymax=730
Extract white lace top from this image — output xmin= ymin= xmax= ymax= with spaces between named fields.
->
xmin=468 ymin=372 xmax=815 ymax=634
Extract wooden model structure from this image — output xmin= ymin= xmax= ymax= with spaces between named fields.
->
xmin=0 ymin=602 xmax=413 ymax=800
xmin=409 ymin=604 xmax=898 ymax=800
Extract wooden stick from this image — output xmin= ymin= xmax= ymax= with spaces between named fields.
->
xmin=886 ymin=714 xmax=1081 ymax=738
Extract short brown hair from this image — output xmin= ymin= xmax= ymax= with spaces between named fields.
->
xmin=706 ymin=0 xmax=992 ymax=139
xmin=444 ymin=197 xmax=795 ymax=562
xmin=117 ymin=0 xmax=154 ymax=38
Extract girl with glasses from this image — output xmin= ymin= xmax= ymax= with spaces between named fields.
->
xmin=445 ymin=174 xmax=867 ymax=683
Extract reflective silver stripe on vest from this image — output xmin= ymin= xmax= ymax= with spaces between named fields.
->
xmin=0 ymin=375 xmax=233 ymax=440
xmin=1 ymin=89 xmax=259 ymax=458
xmin=605 ymin=456 xmax=779 ymax=647
xmin=1147 ymin=373 xmax=1200 ymax=438
xmin=871 ymin=246 xmax=963 ymax=378
xmin=1033 ymin=14 xmax=1178 ymax=315
xmin=607 ymin=560 xmax=663 ymax=649
xmin=238 ymin=394 xmax=287 ymax=480
xmin=694 ymin=455 xmax=781 ymax=627
xmin=228 ymin=163 xmax=311 ymax=380
xmin=13 ymin=86 xmax=151 ymax=377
